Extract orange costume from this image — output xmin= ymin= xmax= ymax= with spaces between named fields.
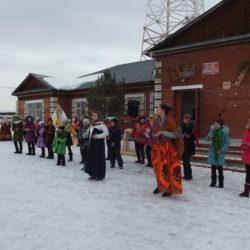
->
xmin=151 ymin=116 xmax=182 ymax=194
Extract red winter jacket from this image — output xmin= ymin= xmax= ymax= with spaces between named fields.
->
xmin=241 ymin=129 xmax=250 ymax=165
xmin=132 ymin=122 xmax=146 ymax=144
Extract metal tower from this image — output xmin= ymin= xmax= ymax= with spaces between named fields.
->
xmin=141 ymin=0 xmax=205 ymax=59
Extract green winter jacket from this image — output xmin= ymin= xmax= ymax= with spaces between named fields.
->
xmin=12 ymin=122 xmax=24 ymax=142
xmin=53 ymin=131 xmax=67 ymax=155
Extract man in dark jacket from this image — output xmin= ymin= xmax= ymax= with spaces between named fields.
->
xmin=109 ymin=119 xmax=124 ymax=169
xmin=180 ymin=114 xmax=196 ymax=180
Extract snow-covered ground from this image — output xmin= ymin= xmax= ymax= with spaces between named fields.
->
xmin=0 ymin=141 xmax=249 ymax=250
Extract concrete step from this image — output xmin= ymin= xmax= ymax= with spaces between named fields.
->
xmin=192 ymin=153 xmax=243 ymax=168
xmin=196 ymin=147 xmax=242 ymax=156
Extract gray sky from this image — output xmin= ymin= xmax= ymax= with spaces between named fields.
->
xmin=0 ymin=0 xmax=221 ymax=111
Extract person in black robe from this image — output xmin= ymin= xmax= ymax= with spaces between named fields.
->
xmin=85 ymin=112 xmax=109 ymax=181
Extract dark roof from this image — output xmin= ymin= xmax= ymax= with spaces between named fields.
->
xmin=12 ymin=60 xmax=155 ymax=96
xmin=147 ymin=0 xmax=230 ymax=54
xmin=77 ymin=59 xmax=155 ymax=89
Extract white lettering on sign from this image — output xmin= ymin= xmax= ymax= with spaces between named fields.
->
xmin=202 ymin=62 xmax=220 ymax=75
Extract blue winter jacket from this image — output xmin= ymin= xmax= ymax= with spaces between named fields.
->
xmin=206 ymin=125 xmax=230 ymax=166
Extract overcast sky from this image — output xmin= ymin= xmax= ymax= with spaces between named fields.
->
xmin=0 ymin=0 xmax=221 ymax=112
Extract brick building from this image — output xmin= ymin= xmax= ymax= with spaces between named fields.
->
xmin=148 ymin=0 xmax=250 ymax=138
xmin=12 ymin=60 xmax=155 ymax=123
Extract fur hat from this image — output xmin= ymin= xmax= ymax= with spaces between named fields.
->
xmin=82 ymin=118 xmax=90 ymax=125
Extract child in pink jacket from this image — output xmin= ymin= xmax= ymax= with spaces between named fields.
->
xmin=239 ymin=120 xmax=250 ymax=198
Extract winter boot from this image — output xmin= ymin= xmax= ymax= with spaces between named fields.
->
xmin=61 ymin=156 xmax=66 ymax=166
xmin=18 ymin=142 xmax=23 ymax=154
xmin=210 ymin=166 xmax=217 ymax=187
xmin=153 ymin=188 xmax=160 ymax=195
xmin=162 ymin=192 xmax=172 ymax=197
xmin=68 ymin=153 xmax=73 ymax=162
xmin=239 ymin=184 xmax=250 ymax=198
xmin=210 ymin=174 xmax=217 ymax=187
xmin=218 ymin=175 xmax=224 ymax=188
xmin=14 ymin=142 xmax=19 ymax=153
xmin=40 ymin=148 xmax=45 ymax=158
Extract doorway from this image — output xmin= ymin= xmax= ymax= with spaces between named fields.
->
xmin=174 ymin=89 xmax=200 ymax=129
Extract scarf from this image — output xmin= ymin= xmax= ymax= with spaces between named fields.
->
xmin=213 ymin=129 xmax=224 ymax=161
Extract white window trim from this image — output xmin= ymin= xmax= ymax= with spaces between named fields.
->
xmin=72 ymin=98 xmax=87 ymax=103
xmin=25 ymin=99 xmax=43 ymax=104
xmin=25 ymin=99 xmax=44 ymax=119
xmin=125 ymin=93 xmax=144 ymax=99
xmin=171 ymin=84 xmax=203 ymax=91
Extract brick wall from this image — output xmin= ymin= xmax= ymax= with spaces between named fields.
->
xmin=157 ymin=42 xmax=250 ymax=138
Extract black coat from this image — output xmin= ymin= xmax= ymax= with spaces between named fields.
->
xmin=108 ymin=126 xmax=122 ymax=147
xmin=85 ymin=123 xmax=109 ymax=179
xmin=180 ymin=123 xmax=196 ymax=156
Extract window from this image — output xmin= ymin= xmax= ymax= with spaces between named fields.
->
xmin=75 ymin=101 xmax=87 ymax=121
xmin=125 ymin=94 xmax=145 ymax=118
xmin=26 ymin=102 xmax=43 ymax=120
xmin=127 ymin=99 xmax=140 ymax=118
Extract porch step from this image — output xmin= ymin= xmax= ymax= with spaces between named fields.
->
xmin=192 ymin=153 xmax=243 ymax=168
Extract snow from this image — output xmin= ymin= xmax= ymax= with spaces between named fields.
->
xmin=41 ymin=73 xmax=103 ymax=90
xmin=0 ymin=141 xmax=250 ymax=250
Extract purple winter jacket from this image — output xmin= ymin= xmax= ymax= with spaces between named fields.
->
xmin=36 ymin=127 xmax=47 ymax=148
xmin=24 ymin=121 xmax=37 ymax=143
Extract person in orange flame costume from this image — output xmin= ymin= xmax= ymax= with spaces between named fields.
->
xmin=151 ymin=104 xmax=183 ymax=197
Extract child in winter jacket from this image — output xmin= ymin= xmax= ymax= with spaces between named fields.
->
xmin=180 ymin=114 xmax=196 ymax=180
xmin=77 ymin=119 xmax=90 ymax=170
xmin=206 ymin=119 xmax=230 ymax=188
xmin=64 ymin=120 xmax=74 ymax=161
xmin=53 ymin=126 xmax=67 ymax=166
xmin=12 ymin=117 xmax=24 ymax=154
xmin=239 ymin=119 xmax=250 ymax=198
xmin=108 ymin=118 xmax=124 ymax=169
xmin=144 ymin=116 xmax=155 ymax=167
xmin=132 ymin=116 xmax=146 ymax=164
xmin=36 ymin=121 xmax=47 ymax=158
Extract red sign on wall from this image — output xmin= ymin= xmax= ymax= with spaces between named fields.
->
xmin=202 ymin=62 xmax=220 ymax=75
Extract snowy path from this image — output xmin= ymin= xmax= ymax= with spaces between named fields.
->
xmin=0 ymin=141 xmax=249 ymax=250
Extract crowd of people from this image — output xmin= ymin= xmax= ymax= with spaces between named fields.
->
xmin=1 ymin=104 xmax=250 ymax=199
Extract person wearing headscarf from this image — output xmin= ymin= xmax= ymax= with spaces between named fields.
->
xmin=85 ymin=111 xmax=109 ymax=181
xmin=53 ymin=126 xmax=67 ymax=166
xmin=12 ymin=117 xmax=24 ymax=154
xmin=36 ymin=121 xmax=46 ymax=158
xmin=45 ymin=117 xmax=55 ymax=159
xmin=151 ymin=104 xmax=183 ymax=197
xmin=77 ymin=118 xmax=90 ymax=170
xmin=24 ymin=116 xmax=37 ymax=155
xmin=63 ymin=119 xmax=74 ymax=161
xmin=206 ymin=119 xmax=230 ymax=188
xmin=0 ymin=116 xmax=12 ymax=141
